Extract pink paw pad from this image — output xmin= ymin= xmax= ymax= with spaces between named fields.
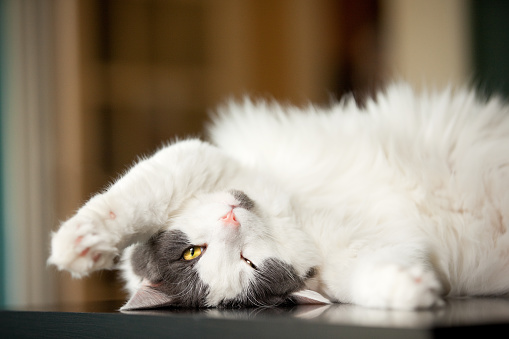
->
xmin=75 ymin=235 xmax=84 ymax=246
xmin=79 ymin=247 xmax=90 ymax=256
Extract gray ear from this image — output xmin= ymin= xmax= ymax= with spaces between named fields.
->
xmin=290 ymin=290 xmax=332 ymax=305
xmin=120 ymin=284 xmax=174 ymax=311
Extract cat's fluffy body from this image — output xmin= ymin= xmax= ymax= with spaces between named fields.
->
xmin=49 ymin=83 xmax=509 ymax=310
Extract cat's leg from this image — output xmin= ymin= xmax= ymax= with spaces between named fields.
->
xmin=49 ymin=139 xmax=238 ymax=277
xmin=346 ymin=246 xmax=446 ymax=310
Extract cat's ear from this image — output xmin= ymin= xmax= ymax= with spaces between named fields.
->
xmin=289 ymin=290 xmax=332 ymax=305
xmin=120 ymin=281 xmax=174 ymax=311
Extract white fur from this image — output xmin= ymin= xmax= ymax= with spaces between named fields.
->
xmin=49 ymin=83 xmax=509 ymax=310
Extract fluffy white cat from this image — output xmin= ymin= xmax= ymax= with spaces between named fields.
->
xmin=48 ymin=83 xmax=509 ymax=310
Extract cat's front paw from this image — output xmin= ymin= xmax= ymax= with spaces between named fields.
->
xmin=355 ymin=264 xmax=444 ymax=310
xmin=48 ymin=214 xmax=120 ymax=277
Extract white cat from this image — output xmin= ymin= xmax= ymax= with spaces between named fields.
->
xmin=48 ymin=83 xmax=509 ymax=310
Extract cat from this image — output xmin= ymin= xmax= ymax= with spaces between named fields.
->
xmin=48 ymin=83 xmax=509 ymax=311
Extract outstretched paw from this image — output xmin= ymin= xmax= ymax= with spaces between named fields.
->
xmin=48 ymin=213 xmax=120 ymax=277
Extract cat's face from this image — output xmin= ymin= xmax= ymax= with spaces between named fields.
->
xmin=122 ymin=189 xmax=321 ymax=310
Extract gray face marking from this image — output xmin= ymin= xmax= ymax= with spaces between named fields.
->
xmin=130 ymin=227 xmax=313 ymax=309
xmin=219 ymin=258 xmax=306 ymax=308
xmin=130 ymin=230 xmax=210 ymax=307
xmin=229 ymin=189 xmax=256 ymax=210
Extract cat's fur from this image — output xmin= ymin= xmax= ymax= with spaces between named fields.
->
xmin=48 ymin=83 xmax=509 ymax=310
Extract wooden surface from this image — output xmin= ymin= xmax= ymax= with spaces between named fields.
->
xmin=1 ymin=297 xmax=509 ymax=338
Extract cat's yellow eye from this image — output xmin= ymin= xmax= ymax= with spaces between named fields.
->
xmin=182 ymin=246 xmax=203 ymax=260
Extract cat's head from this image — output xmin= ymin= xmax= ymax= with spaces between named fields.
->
xmin=120 ymin=189 xmax=329 ymax=310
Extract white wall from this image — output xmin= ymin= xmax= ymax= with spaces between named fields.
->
xmin=1 ymin=0 xmax=57 ymax=306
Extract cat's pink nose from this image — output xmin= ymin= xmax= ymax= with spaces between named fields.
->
xmin=220 ymin=209 xmax=240 ymax=226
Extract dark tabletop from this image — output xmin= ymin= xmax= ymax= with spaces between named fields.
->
xmin=2 ymin=297 xmax=509 ymax=338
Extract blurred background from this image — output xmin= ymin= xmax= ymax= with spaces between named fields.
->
xmin=0 ymin=0 xmax=508 ymax=307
